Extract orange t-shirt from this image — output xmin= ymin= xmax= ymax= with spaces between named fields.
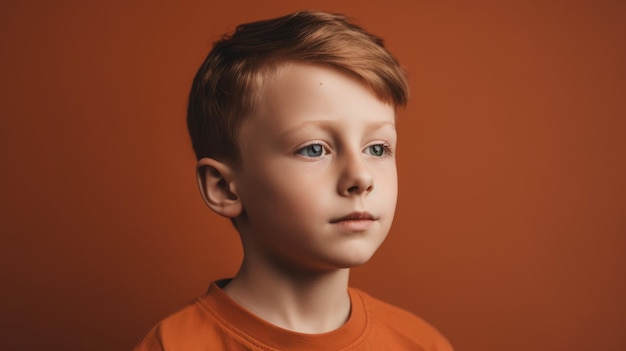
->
xmin=134 ymin=280 xmax=453 ymax=351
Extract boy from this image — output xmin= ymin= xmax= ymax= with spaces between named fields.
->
xmin=135 ymin=10 xmax=453 ymax=350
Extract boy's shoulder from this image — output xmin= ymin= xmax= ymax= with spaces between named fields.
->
xmin=134 ymin=281 xmax=453 ymax=351
xmin=350 ymin=287 xmax=454 ymax=351
xmin=132 ymin=295 xmax=217 ymax=351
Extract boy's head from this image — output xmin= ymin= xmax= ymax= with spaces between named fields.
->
xmin=187 ymin=10 xmax=408 ymax=165
xmin=189 ymin=11 xmax=409 ymax=271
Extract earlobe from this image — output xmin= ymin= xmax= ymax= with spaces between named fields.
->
xmin=196 ymin=158 xmax=242 ymax=218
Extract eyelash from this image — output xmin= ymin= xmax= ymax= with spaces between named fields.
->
xmin=296 ymin=143 xmax=328 ymax=158
xmin=365 ymin=143 xmax=392 ymax=157
xmin=295 ymin=143 xmax=392 ymax=158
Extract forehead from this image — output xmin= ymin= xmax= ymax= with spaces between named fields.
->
xmin=249 ymin=63 xmax=396 ymax=132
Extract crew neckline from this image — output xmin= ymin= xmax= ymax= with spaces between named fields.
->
xmin=198 ymin=279 xmax=370 ymax=350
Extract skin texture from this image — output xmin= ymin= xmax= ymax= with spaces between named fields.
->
xmin=197 ymin=63 xmax=398 ymax=333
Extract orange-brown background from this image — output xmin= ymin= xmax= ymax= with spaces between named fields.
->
xmin=1 ymin=1 xmax=624 ymax=350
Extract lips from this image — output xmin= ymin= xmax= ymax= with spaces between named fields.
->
xmin=330 ymin=212 xmax=376 ymax=223
xmin=330 ymin=212 xmax=376 ymax=232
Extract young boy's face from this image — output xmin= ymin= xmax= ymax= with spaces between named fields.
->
xmin=233 ymin=63 xmax=397 ymax=272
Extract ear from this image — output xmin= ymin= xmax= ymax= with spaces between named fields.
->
xmin=196 ymin=158 xmax=242 ymax=218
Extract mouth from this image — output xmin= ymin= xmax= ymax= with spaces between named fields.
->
xmin=330 ymin=212 xmax=377 ymax=231
xmin=330 ymin=212 xmax=376 ymax=223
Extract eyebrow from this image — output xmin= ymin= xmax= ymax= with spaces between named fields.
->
xmin=279 ymin=119 xmax=396 ymax=137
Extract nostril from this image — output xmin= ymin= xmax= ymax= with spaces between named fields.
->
xmin=346 ymin=184 xmax=373 ymax=194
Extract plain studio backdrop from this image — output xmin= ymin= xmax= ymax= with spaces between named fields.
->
xmin=1 ymin=1 xmax=624 ymax=350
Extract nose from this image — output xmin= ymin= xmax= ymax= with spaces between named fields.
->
xmin=337 ymin=153 xmax=374 ymax=196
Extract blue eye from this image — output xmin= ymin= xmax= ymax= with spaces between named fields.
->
xmin=297 ymin=143 xmax=326 ymax=157
xmin=366 ymin=144 xmax=386 ymax=156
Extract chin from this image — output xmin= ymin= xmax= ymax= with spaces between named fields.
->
xmin=333 ymin=246 xmax=379 ymax=268
xmin=299 ymin=249 xmax=377 ymax=272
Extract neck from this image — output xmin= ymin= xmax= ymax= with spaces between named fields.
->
xmin=223 ymin=255 xmax=351 ymax=334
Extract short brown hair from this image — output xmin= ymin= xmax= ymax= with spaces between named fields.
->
xmin=187 ymin=10 xmax=409 ymax=163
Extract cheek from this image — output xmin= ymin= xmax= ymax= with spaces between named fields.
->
xmin=375 ymin=166 xmax=398 ymax=193
xmin=243 ymin=167 xmax=325 ymax=214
